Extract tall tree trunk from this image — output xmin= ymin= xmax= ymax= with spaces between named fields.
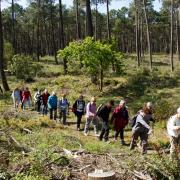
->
xmin=0 ymin=0 xmax=10 ymax=91
xmin=36 ymin=0 xmax=41 ymax=61
xmin=170 ymin=0 xmax=174 ymax=71
xmin=50 ymin=1 xmax=58 ymax=64
xmin=176 ymin=18 xmax=180 ymax=62
xmin=86 ymin=0 xmax=93 ymax=37
xmin=177 ymin=4 xmax=180 ymax=61
xmin=94 ymin=0 xmax=98 ymax=41
xmin=106 ymin=0 xmax=111 ymax=41
xmin=143 ymin=0 xmax=152 ymax=70
xmin=11 ymin=0 xmax=16 ymax=53
xmin=75 ymin=0 xmax=81 ymax=39
xmin=59 ymin=0 xmax=67 ymax=74
xmin=135 ymin=0 xmax=140 ymax=66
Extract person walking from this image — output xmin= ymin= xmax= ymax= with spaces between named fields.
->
xmin=111 ymin=100 xmax=129 ymax=145
xmin=97 ymin=100 xmax=114 ymax=142
xmin=11 ymin=87 xmax=21 ymax=109
xmin=48 ymin=91 xmax=58 ymax=120
xmin=41 ymin=89 xmax=50 ymax=115
xmin=34 ymin=89 xmax=42 ymax=113
xmin=130 ymin=109 xmax=153 ymax=154
xmin=84 ymin=97 xmax=98 ymax=136
xmin=167 ymin=107 xmax=180 ymax=160
xmin=58 ymin=94 xmax=69 ymax=125
xmin=22 ymin=87 xmax=32 ymax=110
xmin=73 ymin=95 xmax=86 ymax=131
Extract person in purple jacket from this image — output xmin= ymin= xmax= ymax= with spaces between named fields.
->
xmin=84 ymin=97 xmax=98 ymax=136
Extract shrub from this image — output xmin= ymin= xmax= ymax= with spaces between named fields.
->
xmin=4 ymin=42 xmax=14 ymax=69
xmin=10 ymin=54 xmax=43 ymax=81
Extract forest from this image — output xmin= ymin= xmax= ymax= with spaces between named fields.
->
xmin=0 ymin=0 xmax=180 ymax=179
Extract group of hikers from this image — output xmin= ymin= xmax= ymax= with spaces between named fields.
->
xmin=11 ymin=87 xmax=180 ymax=159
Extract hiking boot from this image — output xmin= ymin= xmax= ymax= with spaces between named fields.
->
xmin=77 ymin=128 xmax=80 ymax=131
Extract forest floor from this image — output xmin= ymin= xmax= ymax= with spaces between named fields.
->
xmin=0 ymin=54 xmax=180 ymax=179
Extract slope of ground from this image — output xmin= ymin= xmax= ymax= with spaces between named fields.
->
xmin=0 ymin=55 xmax=180 ymax=179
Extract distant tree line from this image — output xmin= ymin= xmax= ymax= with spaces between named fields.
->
xmin=0 ymin=0 xmax=180 ymax=91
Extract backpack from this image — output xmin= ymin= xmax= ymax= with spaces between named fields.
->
xmin=96 ymin=104 xmax=103 ymax=116
xmin=130 ymin=114 xmax=138 ymax=127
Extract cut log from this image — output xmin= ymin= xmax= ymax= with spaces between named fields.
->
xmin=88 ymin=170 xmax=115 ymax=180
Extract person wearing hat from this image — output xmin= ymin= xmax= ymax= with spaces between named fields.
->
xmin=84 ymin=97 xmax=98 ymax=136
xmin=48 ymin=91 xmax=58 ymax=120
xmin=58 ymin=93 xmax=70 ymax=125
xmin=167 ymin=107 xmax=180 ymax=160
xmin=72 ymin=95 xmax=86 ymax=131
xmin=111 ymin=100 xmax=129 ymax=145
xmin=97 ymin=100 xmax=115 ymax=142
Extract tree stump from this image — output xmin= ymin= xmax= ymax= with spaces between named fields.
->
xmin=88 ymin=170 xmax=115 ymax=180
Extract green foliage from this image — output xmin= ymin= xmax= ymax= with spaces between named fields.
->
xmin=4 ymin=42 xmax=14 ymax=68
xmin=10 ymin=55 xmax=43 ymax=81
xmin=58 ymin=37 xmax=124 ymax=79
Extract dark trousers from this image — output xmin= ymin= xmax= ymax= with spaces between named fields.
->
xmin=130 ymin=126 xmax=148 ymax=154
xmin=59 ymin=110 xmax=66 ymax=124
xmin=42 ymin=104 xmax=48 ymax=115
xmin=99 ymin=121 xmax=109 ymax=141
xmin=35 ymin=101 xmax=41 ymax=112
xmin=76 ymin=111 xmax=83 ymax=129
xmin=49 ymin=107 xmax=57 ymax=120
xmin=114 ymin=129 xmax=124 ymax=140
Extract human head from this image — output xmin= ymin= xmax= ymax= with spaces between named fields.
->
xmin=62 ymin=93 xmax=66 ymax=98
xmin=44 ymin=89 xmax=48 ymax=94
xmin=107 ymin=100 xmax=114 ymax=108
xmin=25 ymin=87 xmax=29 ymax=91
xmin=177 ymin=107 xmax=180 ymax=119
xmin=91 ymin=97 xmax=96 ymax=104
xmin=52 ymin=91 xmax=56 ymax=96
xmin=79 ymin=95 xmax=84 ymax=100
xmin=146 ymin=102 xmax=153 ymax=110
xmin=119 ymin=100 xmax=126 ymax=108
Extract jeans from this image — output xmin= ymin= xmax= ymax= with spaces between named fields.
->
xmin=23 ymin=99 xmax=31 ymax=110
xmin=13 ymin=96 xmax=21 ymax=109
xmin=84 ymin=117 xmax=98 ymax=134
xmin=42 ymin=104 xmax=48 ymax=115
xmin=59 ymin=110 xmax=67 ymax=125
xmin=99 ymin=121 xmax=109 ymax=141
xmin=49 ymin=107 xmax=57 ymax=120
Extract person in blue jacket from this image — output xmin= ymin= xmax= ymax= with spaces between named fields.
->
xmin=48 ymin=91 xmax=58 ymax=120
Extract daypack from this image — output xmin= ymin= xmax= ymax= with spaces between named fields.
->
xmin=130 ymin=114 xmax=138 ymax=127
xmin=96 ymin=104 xmax=103 ymax=116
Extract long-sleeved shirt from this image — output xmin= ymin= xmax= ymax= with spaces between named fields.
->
xmin=86 ymin=102 xmax=96 ymax=118
xmin=133 ymin=114 xmax=151 ymax=130
xmin=96 ymin=105 xmax=112 ymax=122
xmin=167 ymin=115 xmax=180 ymax=137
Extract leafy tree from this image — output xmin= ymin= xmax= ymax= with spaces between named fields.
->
xmin=11 ymin=54 xmax=42 ymax=81
xmin=58 ymin=37 xmax=124 ymax=91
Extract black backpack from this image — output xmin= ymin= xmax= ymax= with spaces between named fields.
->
xmin=130 ymin=114 xmax=138 ymax=127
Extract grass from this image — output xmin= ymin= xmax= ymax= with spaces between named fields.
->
xmin=0 ymin=54 xmax=180 ymax=179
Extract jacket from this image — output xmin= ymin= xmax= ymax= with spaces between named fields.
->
xmin=48 ymin=95 xmax=58 ymax=109
xmin=112 ymin=106 xmax=129 ymax=130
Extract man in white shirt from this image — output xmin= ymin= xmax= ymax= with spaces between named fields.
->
xmin=167 ymin=107 xmax=180 ymax=160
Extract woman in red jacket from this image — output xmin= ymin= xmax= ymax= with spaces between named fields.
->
xmin=22 ymin=87 xmax=32 ymax=110
xmin=111 ymin=100 xmax=129 ymax=145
